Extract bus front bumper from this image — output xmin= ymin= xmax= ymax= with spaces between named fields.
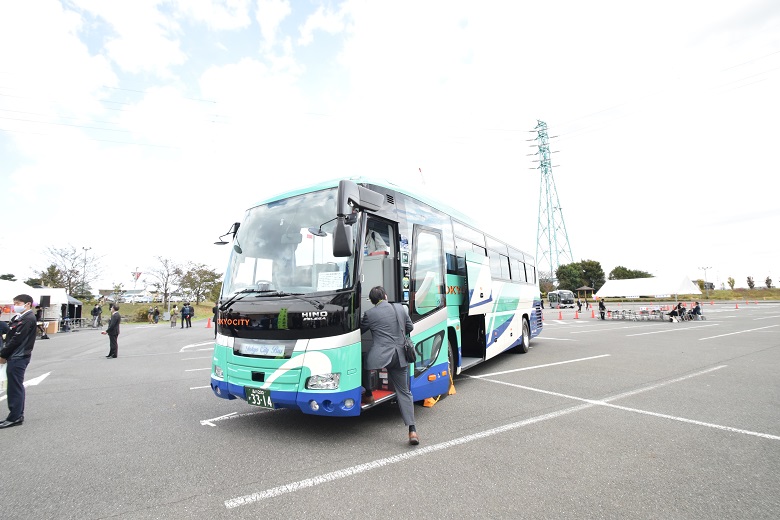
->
xmin=211 ymin=376 xmax=363 ymax=417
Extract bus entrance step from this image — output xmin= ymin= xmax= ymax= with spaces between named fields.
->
xmin=362 ymin=389 xmax=395 ymax=408
xmin=460 ymin=356 xmax=482 ymax=371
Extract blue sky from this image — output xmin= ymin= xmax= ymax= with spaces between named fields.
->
xmin=1 ymin=0 xmax=779 ymax=291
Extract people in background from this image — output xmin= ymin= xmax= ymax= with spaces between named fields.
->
xmin=212 ymin=304 xmax=218 ymax=339
xmin=0 ymin=294 xmax=38 ymax=429
xmin=170 ymin=305 xmax=178 ymax=328
xmin=102 ymin=304 xmax=121 ymax=358
xmin=691 ymin=302 xmax=702 ymax=320
xmin=153 ymin=306 xmax=160 ymax=324
xmin=91 ymin=304 xmax=102 ymax=327
xmin=598 ymin=299 xmax=606 ymax=320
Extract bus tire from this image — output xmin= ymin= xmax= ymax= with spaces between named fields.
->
xmin=447 ymin=340 xmax=456 ymax=378
xmin=513 ymin=317 xmax=530 ymax=354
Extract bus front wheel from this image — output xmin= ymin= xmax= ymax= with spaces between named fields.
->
xmin=447 ymin=340 xmax=456 ymax=378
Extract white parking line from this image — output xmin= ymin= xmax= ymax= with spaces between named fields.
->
xmin=473 ymin=354 xmax=610 ymax=378
xmin=569 ymin=324 xmax=656 ymax=334
xmin=224 ymin=403 xmax=593 ymax=509
xmin=626 ymin=323 xmax=718 ymax=336
xmin=182 ymin=356 xmax=212 ymax=360
xmin=222 ymin=364 xmax=745 ymax=510
xmin=179 ymin=341 xmax=214 ymax=353
xmin=185 ymin=367 xmax=211 ymax=372
xmin=699 ymin=324 xmax=778 ymax=341
xmin=190 ymin=385 xmax=210 ymax=390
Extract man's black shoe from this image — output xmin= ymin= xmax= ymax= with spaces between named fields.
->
xmin=106 ymin=355 xmax=112 ymax=358
xmin=0 ymin=417 xmax=24 ymax=429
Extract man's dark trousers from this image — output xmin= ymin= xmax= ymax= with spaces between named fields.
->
xmin=108 ymin=335 xmax=118 ymax=357
xmin=6 ymin=357 xmax=30 ymax=422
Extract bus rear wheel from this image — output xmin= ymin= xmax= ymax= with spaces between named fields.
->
xmin=513 ymin=318 xmax=530 ymax=354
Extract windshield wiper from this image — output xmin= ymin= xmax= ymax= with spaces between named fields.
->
xmin=219 ymin=288 xmax=277 ymax=311
xmin=266 ymin=291 xmax=325 ymax=310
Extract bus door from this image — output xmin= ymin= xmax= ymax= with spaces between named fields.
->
xmin=361 ymin=216 xmax=398 ymax=304
xmin=459 ymin=251 xmax=490 ymax=365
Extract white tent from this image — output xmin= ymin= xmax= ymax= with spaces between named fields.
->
xmin=0 ymin=280 xmax=36 ymax=320
xmin=0 ymin=279 xmax=36 ymax=303
xmin=595 ymin=277 xmax=702 ymax=299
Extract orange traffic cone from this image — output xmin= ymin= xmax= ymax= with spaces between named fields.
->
xmin=558 ymin=310 xmax=563 ymax=320
xmin=574 ymin=310 xmax=579 ymax=319
xmin=206 ymin=318 xmax=212 ymax=328
xmin=735 ymin=303 xmax=739 ymax=309
xmin=591 ymin=309 xmax=596 ymax=318
xmin=710 ymin=301 xmax=714 ymax=305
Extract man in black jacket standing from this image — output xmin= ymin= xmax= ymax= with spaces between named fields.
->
xmin=102 ymin=304 xmax=121 ymax=358
xmin=0 ymin=294 xmax=37 ymax=429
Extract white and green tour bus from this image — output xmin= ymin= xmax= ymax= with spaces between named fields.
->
xmin=210 ymin=178 xmax=543 ymax=416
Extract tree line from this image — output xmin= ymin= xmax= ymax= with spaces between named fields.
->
xmin=541 ymin=260 xmax=654 ymax=294
xmin=541 ymin=259 xmax=774 ymax=294
xmin=0 ymin=246 xmax=222 ymax=305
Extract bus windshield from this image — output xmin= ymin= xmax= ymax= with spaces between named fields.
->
xmin=221 ymin=188 xmax=356 ymax=298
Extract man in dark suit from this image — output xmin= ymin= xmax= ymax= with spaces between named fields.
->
xmin=360 ymin=286 xmax=418 ymax=445
xmin=0 ymin=293 xmax=38 ymax=429
xmin=101 ymin=304 xmax=121 ymax=358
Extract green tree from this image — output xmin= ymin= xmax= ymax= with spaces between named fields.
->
xmin=554 ymin=260 xmax=606 ymax=293
xmin=0 ymin=274 xmax=16 ymax=281
xmin=580 ymin=259 xmax=606 ymax=292
xmin=206 ymin=282 xmax=222 ymax=304
xmin=38 ymin=264 xmax=66 ymax=288
xmin=727 ymin=277 xmax=735 ymax=290
xmin=555 ymin=263 xmax=583 ymax=291
xmin=747 ymin=276 xmax=755 ymax=289
xmin=24 ymin=277 xmax=43 ymax=287
xmin=609 ymin=266 xmax=653 ymax=280
xmin=766 ymin=276 xmax=773 ymax=289
xmin=179 ymin=263 xmax=222 ymax=305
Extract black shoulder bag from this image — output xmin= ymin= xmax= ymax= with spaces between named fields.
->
xmin=393 ymin=304 xmax=416 ymax=363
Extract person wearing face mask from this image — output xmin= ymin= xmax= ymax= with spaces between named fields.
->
xmin=0 ymin=294 xmax=38 ymax=429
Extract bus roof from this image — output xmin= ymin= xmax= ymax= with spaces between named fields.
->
xmin=250 ymin=176 xmax=535 ymax=263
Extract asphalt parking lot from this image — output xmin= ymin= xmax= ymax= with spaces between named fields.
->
xmin=2 ymin=302 xmax=779 ymax=519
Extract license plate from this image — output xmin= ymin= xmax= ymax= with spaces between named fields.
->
xmin=245 ymin=387 xmax=274 ymax=409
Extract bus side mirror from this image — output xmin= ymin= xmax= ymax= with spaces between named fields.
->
xmin=332 ymin=216 xmax=353 ymax=257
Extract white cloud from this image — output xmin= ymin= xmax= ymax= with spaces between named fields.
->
xmin=173 ymin=0 xmax=253 ymax=31
xmin=72 ymin=0 xmax=187 ymax=77
xmin=297 ymin=3 xmax=347 ymax=46
xmin=1 ymin=0 xmax=778 ymax=290
xmin=256 ymin=0 xmax=291 ymax=49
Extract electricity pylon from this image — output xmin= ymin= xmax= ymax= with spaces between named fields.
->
xmin=529 ymin=120 xmax=573 ymax=281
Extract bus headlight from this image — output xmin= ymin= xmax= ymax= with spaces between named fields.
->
xmin=214 ymin=365 xmax=223 ymax=378
xmin=306 ymin=373 xmax=340 ymax=390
